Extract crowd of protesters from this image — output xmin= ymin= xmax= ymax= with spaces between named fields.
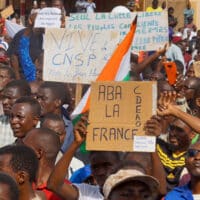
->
xmin=0 ymin=0 xmax=200 ymax=199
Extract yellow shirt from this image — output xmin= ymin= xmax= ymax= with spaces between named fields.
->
xmin=146 ymin=6 xmax=163 ymax=12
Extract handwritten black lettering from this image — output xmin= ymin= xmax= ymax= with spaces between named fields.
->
xmin=98 ymin=85 xmax=122 ymax=101
xmin=99 ymin=128 xmax=108 ymax=141
xmin=92 ymin=127 xmax=137 ymax=142
xmin=134 ymin=86 xmax=142 ymax=128
xmin=105 ymin=104 xmax=119 ymax=118
xmin=134 ymin=86 xmax=141 ymax=94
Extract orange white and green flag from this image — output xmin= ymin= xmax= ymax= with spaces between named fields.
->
xmin=71 ymin=16 xmax=138 ymax=119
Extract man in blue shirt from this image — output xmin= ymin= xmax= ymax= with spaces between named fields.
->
xmin=165 ymin=141 xmax=200 ymax=199
xmin=183 ymin=0 xmax=194 ymax=26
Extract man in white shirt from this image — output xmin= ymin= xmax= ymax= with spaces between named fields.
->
xmin=0 ymin=80 xmax=31 ymax=147
xmin=47 ymin=114 xmax=121 ymax=200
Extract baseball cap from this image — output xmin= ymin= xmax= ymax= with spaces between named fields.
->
xmin=70 ymin=165 xmax=92 ymax=184
xmin=103 ymin=169 xmax=159 ymax=199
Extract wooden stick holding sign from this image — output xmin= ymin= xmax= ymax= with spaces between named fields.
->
xmin=87 ymin=81 xmax=157 ymax=152
xmin=75 ymin=84 xmax=83 ymax=106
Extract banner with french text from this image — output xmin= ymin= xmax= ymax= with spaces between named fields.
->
xmin=87 ymin=81 xmax=157 ymax=152
xmin=43 ymin=28 xmax=119 ymax=83
xmin=66 ymin=11 xmax=169 ymax=52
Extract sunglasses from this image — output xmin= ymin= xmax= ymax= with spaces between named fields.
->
xmin=187 ymin=149 xmax=200 ymax=157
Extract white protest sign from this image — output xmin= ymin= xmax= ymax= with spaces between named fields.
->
xmin=193 ymin=195 xmax=200 ymax=200
xmin=34 ymin=7 xmax=61 ymax=28
xmin=43 ymin=28 xmax=119 ymax=83
xmin=66 ymin=11 xmax=168 ymax=51
xmin=133 ymin=136 xmax=156 ymax=152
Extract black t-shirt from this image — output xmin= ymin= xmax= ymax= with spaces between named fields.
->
xmin=156 ymin=138 xmax=186 ymax=191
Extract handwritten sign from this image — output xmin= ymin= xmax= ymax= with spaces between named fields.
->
xmin=87 ymin=81 xmax=157 ymax=152
xmin=34 ymin=7 xmax=61 ymax=28
xmin=134 ymin=136 xmax=156 ymax=152
xmin=66 ymin=11 xmax=168 ymax=51
xmin=0 ymin=5 xmax=14 ymax=19
xmin=193 ymin=195 xmax=200 ymax=200
xmin=43 ymin=28 xmax=119 ymax=83
xmin=194 ymin=61 xmax=200 ymax=78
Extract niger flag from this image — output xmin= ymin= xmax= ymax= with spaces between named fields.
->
xmin=72 ymin=16 xmax=138 ymax=118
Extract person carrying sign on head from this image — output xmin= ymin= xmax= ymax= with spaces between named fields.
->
xmin=52 ymin=0 xmax=67 ymax=22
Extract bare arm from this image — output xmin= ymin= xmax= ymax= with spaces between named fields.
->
xmin=133 ymin=44 xmax=167 ymax=74
xmin=151 ymin=151 xmax=167 ymax=195
xmin=145 ymin=115 xmax=167 ymax=195
xmin=158 ymin=104 xmax=200 ymax=133
xmin=157 ymin=91 xmax=200 ymax=133
xmin=47 ymin=114 xmax=88 ymax=200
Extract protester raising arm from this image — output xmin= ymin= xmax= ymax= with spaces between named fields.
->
xmin=145 ymin=115 xmax=167 ymax=195
xmin=144 ymin=114 xmax=192 ymax=191
xmin=157 ymin=91 xmax=200 ymax=133
xmin=131 ymin=44 xmax=167 ymax=74
xmin=47 ymin=114 xmax=88 ymax=200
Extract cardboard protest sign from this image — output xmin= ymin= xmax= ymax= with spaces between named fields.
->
xmin=0 ymin=5 xmax=14 ymax=19
xmin=34 ymin=7 xmax=61 ymax=28
xmin=43 ymin=28 xmax=119 ymax=83
xmin=66 ymin=11 xmax=168 ymax=51
xmin=194 ymin=61 xmax=200 ymax=78
xmin=86 ymin=81 xmax=157 ymax=152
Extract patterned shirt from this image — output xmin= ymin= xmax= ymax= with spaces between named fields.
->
xmin=157 ymin=138 xmax=186 ymax=191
